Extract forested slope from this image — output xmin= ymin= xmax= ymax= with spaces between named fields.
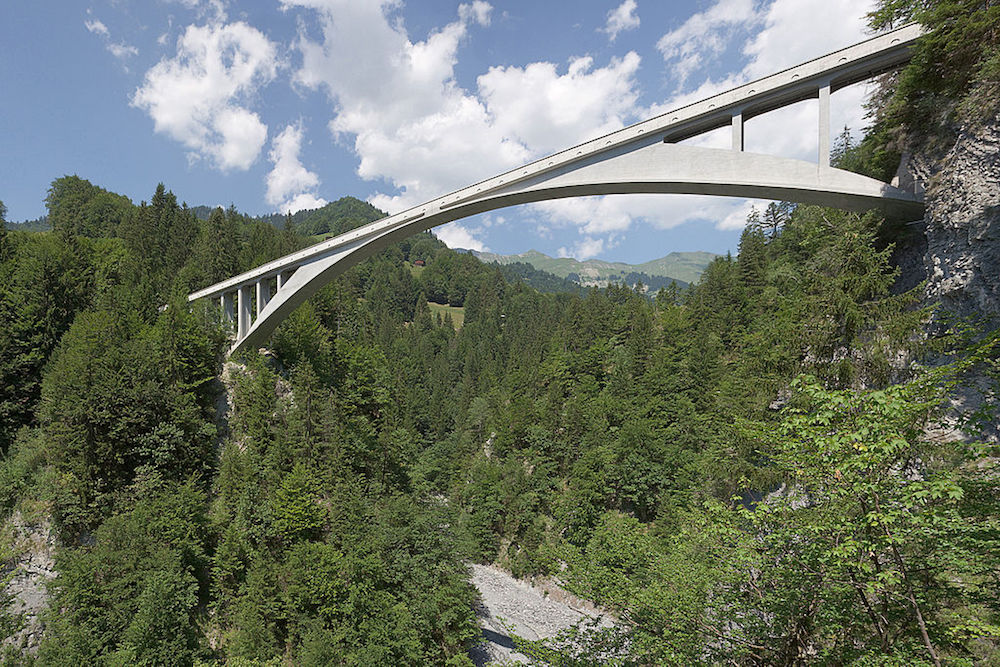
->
xmin=1 ymin=1 xmax=999 ymax=664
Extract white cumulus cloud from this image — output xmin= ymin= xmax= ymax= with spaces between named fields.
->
xmin=650 ymin=0 xmax=876 ymax=156
xmin=266 ymin=123 xmax=328 ymax=214
xmin=458 ymin=0 xmax=492 ymax=26
xmin=435 ymin=222 xmax=489 ymax=252
xmin=569 ymin=0 xmax=877 ymax=237
xmin=284 ymin=0 xmax=522 ymax=213
xmin=274 ymin=0 xmax=878 ymax=257
xmin=743 ymin=0 xmax=874 ymax=78
xmin=132 ymin=22 xmax=278 ymax=171
xmin=602 ymin=0 xmax=640 ymax=41
xmin=478 ymin=52 xmax=641 ymax=156
xmin=108 ymin=43 xmax=139 ymax=59
xmin=85 ymin=19 xmax=110 ymax=38
xmin=169 ymin=0 xmax=228 ymax=24
xmin=284 ymin=0 xmax=646 ymax=219
xmin=85 ymin=17 xmax=139 ymax=65
xmin=559 ymin=236 xmax=606 ymax=260
xmin=657 ymin=0 xmax=760 ymax=88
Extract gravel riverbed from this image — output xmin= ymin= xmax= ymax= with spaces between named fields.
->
xmin=468 ymin=563 xmax=613 ymax=665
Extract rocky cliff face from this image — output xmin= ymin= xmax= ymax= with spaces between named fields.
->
xmin=1 ymin=510 xmax=57 ymax=655
xmin=894 ymin=115 xmax=1000 ymax=443
xmin=913 ymin=116 xmax=1000 ymax=323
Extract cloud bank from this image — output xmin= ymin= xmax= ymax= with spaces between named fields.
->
xmin=129 ymin=0 xmax=877 ymax=256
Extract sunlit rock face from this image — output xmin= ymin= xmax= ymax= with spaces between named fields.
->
xmin=917 ymin=116 xmax=1000 ymax=323
xmin=895 ymin=115 xmax=1000 ymax=444
xmin=1 ymin=511 xmax=58 ymax=656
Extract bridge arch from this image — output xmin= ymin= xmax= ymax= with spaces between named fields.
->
xmin=187 ymin=24 xmax=926 ymax=357
xmin=220 ymin=141 xmax=921 ymax=356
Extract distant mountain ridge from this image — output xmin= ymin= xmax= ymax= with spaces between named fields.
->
xmin=472 ymin=249 xmax=718 ymax=288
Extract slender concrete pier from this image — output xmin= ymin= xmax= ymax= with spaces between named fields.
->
xmin=818 ymin=80 xmax=832 ymax=166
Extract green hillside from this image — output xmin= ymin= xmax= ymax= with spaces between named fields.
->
xmin=473 ymin=248 xmax=718 ymax=286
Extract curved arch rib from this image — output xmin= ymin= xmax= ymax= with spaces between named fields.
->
xmin=229 ymin=142 xmax=923 ymax=356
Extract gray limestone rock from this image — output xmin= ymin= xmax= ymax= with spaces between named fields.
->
xmin=914 ymin=116 xmax=1000 ymax=323
xmin=1 ymin=510 xmax=57 ymax=655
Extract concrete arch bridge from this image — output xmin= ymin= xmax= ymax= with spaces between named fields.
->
xmin=189 ymin=24 xmax=925 ymax=357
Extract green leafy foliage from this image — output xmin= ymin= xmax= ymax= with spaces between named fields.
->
xmin=45 ymin=175 xmax=132 ymax=238
xmin=0 ymin=231 xmax=93 ymax=455
xmin=40 ymin=302 xmax=218 ymax=536
xmin=267 ymin=196 xmax=386 ymax=237
xmin=2 ymin=81 xmax=999 ymax=664
xmin=38 ymin=481 xmax=208 ymax=665
xmin=547 ymin=360 xmax=1000 ymax=665
xmin=270 ymin=463 xmax=325 ymax=543
xmin=869 ymin=0 xmax=1000 ymax=142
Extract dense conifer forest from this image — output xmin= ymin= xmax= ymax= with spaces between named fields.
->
xmin=2 ymin=1 xmax=999 ymax=664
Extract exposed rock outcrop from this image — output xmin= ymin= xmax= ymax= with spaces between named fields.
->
xmin=913 ymin=116 xmax=1000 ymax=323
xmin=469 ymin=563 xmax=613 ymax=665
xmin=1 ymin=510 xmax=57 ymax=655
xmin=893 ymin=116 xmax=1000 ymax=443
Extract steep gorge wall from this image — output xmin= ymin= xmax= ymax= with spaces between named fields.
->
xmin=892 ymin=114 xmax=1000 ymax=443
xmin=913 ymin=115 xmax=1000 ymax=323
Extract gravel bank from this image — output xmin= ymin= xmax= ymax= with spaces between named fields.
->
xmin=469 ymin=563 xmax=612 ymax=665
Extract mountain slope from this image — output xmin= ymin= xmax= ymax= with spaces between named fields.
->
xmin=472 ymin=249 xmax=718 ymax=287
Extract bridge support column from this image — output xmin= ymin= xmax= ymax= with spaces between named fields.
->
xmin=277 ymin=271 xmax=287 ymax=291
xmin=221 ymin=293 xmax=234 ymax=324
xmin=256 ymin=280 xmax=271 ymax=317
xmin=732 ymin=111 xmax=744 ymax=151
xmin=818 ymin=80 xmax=831 ymax=166
xmin=237 ymin=285 xmax=251 ymax=341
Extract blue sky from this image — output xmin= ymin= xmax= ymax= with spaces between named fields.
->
xmin=0 ymin=0 xmax=878 ymax=262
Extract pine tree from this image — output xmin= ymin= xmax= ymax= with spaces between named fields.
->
xmin=761 ymin=201 xmax=795 ymax=239
xmin=282 ymin=211 xmax=298 ymax=255
xmin=831 ymin=125 xmax=854 ymax=167
xmin=737 ymin=222 xmax=768 ymax=299
xmin=0 ymin=199 xmax=8 ymax=260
